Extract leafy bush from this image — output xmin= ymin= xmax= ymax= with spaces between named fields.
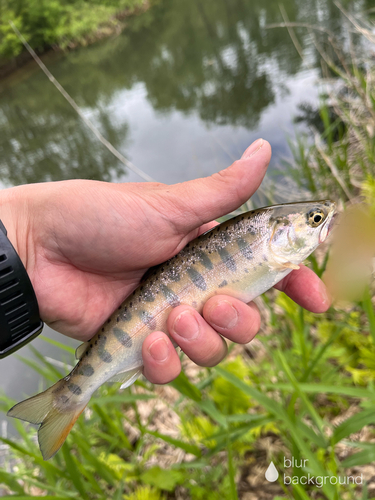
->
xmin=0 ymin=0 xmax=146 ymax=60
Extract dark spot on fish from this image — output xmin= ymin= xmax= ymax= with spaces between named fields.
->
xmin=247 ymin=227 xmax=256 ymax=235
xmin=258 ymin=263 xmax=263 ymax=267
xmin=263 ymin=254 xmax=268 ymax=262
xmin=77 ymin=364 xmax=94 ymax=377
xmin=101 ymin=328 xmax=105 ymax=332
xmin=187 ymin=267 xmax=207 ymax=290
xmin=167 ymin=268 xmax=181 ymax=282
xmin=197 ymin=250 xmax=213 ymax=270
xmin=218 ymin=280 xmax=228 ymax=288
xmin=140 ymin=311 xmax=156 ymax=330
xmin=143 ymin=290 xmax=156 ymax=302
xmin=116 ymin=317 xmax=120 ymax=322
xmin=68 ymin=384 xmax=82 ymax=395
xmin=218 ymin=248 xmax=237 ymax=272
xmin=161 ymin=284 xmax=180 ymax=308
xmin=107 ymin=318 xmax=111 ymax=324
xmin=52 ymin=384 xmax=65 ymax=394
xmin=237 ymin=238 xmax=253 ymax=260
xmin=97 ymin=335 xmax=112 ymax=363
xmin=221 ymin=232 xmax=231 ymax=244
xmin=60 ymin=395 xmax=69 ymax=404
xmin=244 ymin=268 xmax=249 ymax=273
xmin=113 ymin=327 xmax=132 ymax=347
xmin=121 ymin=308 xmax=132 ymax=322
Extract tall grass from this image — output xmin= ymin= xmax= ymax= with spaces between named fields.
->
xmin=1 ymin=7 xmax=375 ymax=500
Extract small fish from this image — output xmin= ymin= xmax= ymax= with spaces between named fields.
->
xmin=8 ymin=200 xmax=336 ymax=460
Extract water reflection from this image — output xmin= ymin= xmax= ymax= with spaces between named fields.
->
xmin=0 ymin=0 xmax=371 ymax=187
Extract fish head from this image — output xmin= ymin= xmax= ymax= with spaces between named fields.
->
xmin=267 ymin=200 xmax=336 ymax=267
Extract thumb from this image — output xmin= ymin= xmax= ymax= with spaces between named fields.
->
xmin=171 ymin=138 xmax=272 ymax=231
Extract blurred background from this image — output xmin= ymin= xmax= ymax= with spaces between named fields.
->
xmin=0 ymin=1 xmax=374 ymax=499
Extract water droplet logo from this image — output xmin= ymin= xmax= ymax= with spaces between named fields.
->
xmin=265 ymin=461 xmax=279 ymax=482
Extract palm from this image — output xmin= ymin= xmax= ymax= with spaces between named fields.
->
xmin=29 ymin=181 xmax=211 ymax=340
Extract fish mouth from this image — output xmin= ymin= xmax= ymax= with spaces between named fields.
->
xmin=319 ymin=205 xmax=337 ymax=243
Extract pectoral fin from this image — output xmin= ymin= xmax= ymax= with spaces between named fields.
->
xmin=75 ymin=342 xmax=90 ymax=360
xmin=282 ymin=262 xmax=300 ymax=270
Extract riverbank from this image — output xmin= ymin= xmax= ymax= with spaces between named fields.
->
xmin=0 ymin=0 xmax=151 ymax=79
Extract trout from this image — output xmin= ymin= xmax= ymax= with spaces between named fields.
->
xmin=8 ymin=200 xmax=336 ymax=460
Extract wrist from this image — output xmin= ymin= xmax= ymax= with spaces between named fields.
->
xmin=0 ymin=185 xmax=33 ymax=270
xmin=0 ymin=185 xmax=44 ymax=357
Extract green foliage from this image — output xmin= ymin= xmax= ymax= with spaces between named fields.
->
xmin=0 ymin=0 xmax=146 ymax=60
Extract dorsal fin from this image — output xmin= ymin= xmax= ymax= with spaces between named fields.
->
xmin=75 ymin=342 xmax=90 ymax=360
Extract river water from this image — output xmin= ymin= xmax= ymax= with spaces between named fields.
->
xmin=0 ymin=0 xmax=371 ymax=418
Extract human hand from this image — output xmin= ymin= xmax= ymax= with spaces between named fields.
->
xmin=0 ymin=138 xmax=330 ymax=383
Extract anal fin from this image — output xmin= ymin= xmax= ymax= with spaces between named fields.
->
xmin=107 ymin=366 xmax=143 ymax=389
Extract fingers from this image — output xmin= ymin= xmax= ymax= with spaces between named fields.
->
xmin=167 ymin=297 xmax=260 ymax=366
xmin=171 ymin=139 xmax=272 ymax=231
xmin=274 ymin=264 xmax=331 ymax=313
xmin=143 ymin=296 xmax=261 ymax=384
xmin=142 ymin=332 xmax=181 ymax=384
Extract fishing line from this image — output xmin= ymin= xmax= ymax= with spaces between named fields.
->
xmin=9 ymin=21 xmax=156 ymax=183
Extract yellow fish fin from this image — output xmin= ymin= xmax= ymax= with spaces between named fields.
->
xmin=75 ymin=341 xmax=90 ymax=360
xmin=107 ymin=366 xmax=143 ymax=389
xmin=38 ymin=403 xmax=87 ymax=460
xmin=282 ymin=262 xmax=300 ymax=270
xmin=8 ymin=384 xmax=88 ymax=460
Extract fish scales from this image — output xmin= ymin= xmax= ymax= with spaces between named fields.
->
xmin=69 ymin=208 xmax=277 ymax=396
xmin=7 ymin=200 xmax=336 ymax=460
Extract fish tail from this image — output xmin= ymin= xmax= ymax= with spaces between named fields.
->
xmin=7 ymin=381 xmax=88 ymax=460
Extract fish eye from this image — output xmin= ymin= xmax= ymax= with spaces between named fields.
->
xmin=307 ymin=209 xmax=325 ymax=227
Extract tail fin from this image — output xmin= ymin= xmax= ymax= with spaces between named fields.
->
xmin=8 ymin=385 xmax=87 ymax=460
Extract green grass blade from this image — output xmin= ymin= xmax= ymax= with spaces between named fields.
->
xmin=91 ymin=393 xmax=155 ymax=405
xmin=215 ymin=366 xmax=286 ymax=415
xmin=341 ymin=447 xmax=375 ymax=467
xmin=145 ymin=429 xmax=202 ymax=457
xmin=362 ymin=287 xmax=375 ymax=344
xmin=276 ymin=350 xmax=325 ymax=436
xmin=0 ymin=470 xmax=25 ymax=495
xmin=226 ymin=431 xmax=238 ymax=500
xmin=332 ymin=407 xmax=375 ymax=444
xmin=40 ymin=335 xmax=76 ymax=355
xmin=262 ymin=383 xmax=375 ymax=399
xmin=170 ymin=371 xmax=202 ymax=402
xmin=197 ymin=399 xmax=227 ymax=427
xmin=62 ymin=442 xmax=89 ymax=499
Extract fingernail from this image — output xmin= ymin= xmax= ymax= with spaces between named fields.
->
xmin=209 ymin=300 xmax=239 ymax=329
xmin=173 ymin=310 xmax=200 ymax=340
xmin=148 ymin=338 xmax=169 ymax=362
xmin=241 ymin=138 xmax=264 ymax=159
